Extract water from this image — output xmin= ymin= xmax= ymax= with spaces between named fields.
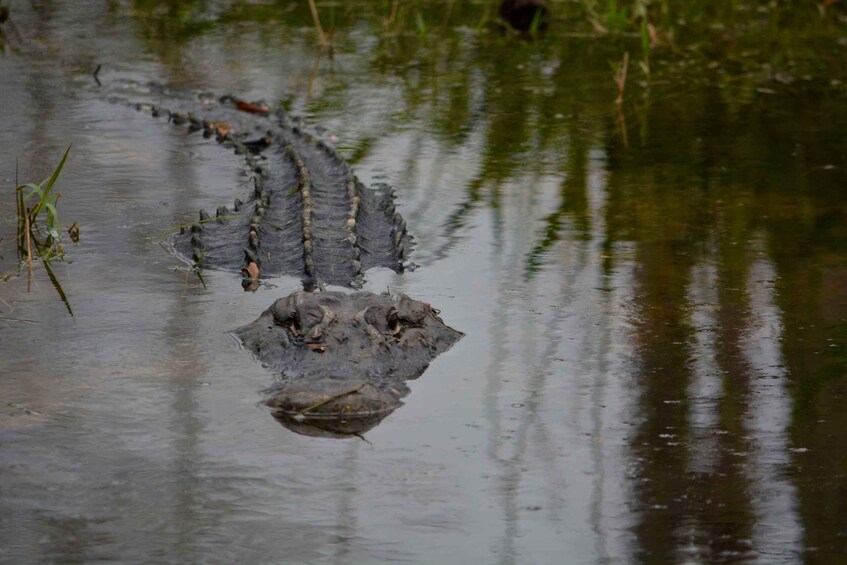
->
xmin=2 ymin=2 xmax=847 ymax=563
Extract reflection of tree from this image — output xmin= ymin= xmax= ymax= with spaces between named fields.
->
xmin=602 ymin=82 xmax=847 ymax=559
xmin=525 ymin=114 xmax=591 ymax=276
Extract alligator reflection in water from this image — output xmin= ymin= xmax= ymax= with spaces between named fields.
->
xmin=118 ymin=85 xmax=462 ymax=437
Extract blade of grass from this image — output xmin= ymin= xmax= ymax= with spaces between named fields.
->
xmin=43 ymin=201 xmax=60 ymax=232
xmin=25 ymin=209 xmax=32 ymax=291
xmin=15 ymin=158 xmax=21 ymax=254
xmin=529 ymin=8 xmax=544 ymax=36
xmin=415 ymin=10 xmax=427 ymax=37
xmin=30 ymin=145 xmax=70 ymax=220
xmin=16 ymin=187 xmax=25 ymax=257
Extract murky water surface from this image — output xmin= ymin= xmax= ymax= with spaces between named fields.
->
xmin=2 ymin=2 xmax=847 ymax=563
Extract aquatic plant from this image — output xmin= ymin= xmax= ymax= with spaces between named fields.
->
xmin=15 ymin=146 xmax=71 ymax=261
xmin=4 ymin=146 xmax=75 ymax=315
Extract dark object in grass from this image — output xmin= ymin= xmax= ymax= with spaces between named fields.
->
xmin=499 ymin=0 xmax=549 ymax=32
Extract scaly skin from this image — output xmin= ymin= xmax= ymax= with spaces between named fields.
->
xmin=128 ymin=90 xmax=414 ymax=290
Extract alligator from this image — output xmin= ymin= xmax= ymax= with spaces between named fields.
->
xmin=116 ymin=84 xmax=462 ymax=437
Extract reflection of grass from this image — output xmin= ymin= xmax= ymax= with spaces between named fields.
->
xmin=5 ymin=146 xmax=75 ymax=316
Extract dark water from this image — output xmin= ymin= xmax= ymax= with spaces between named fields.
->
xmin=1 ymin=1 xmax=847 ymax=563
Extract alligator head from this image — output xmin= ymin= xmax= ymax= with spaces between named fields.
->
xmin=234 ymin=290 xmax=463 ymax=437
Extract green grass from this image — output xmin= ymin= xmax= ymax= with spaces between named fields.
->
xmin=4 ymin=145 xmax=75 ymax=315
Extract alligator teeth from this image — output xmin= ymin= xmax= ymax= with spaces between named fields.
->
xmin=199 ymin=209 xmax=210 ymax=222
xmin=216 ymin=206 xmax=229 ymax=220
xmin=233 ymin=198 xmax=243 ymax=211
xmin=244 ymin=248 xmax=259 ymax=265
xmin=190 ymin=223 xmax=203 ymax=234
xmin=249 ymin=231 xmax=259 ymax=249
xmin=191 ymin=233 xmax=202 ymax=247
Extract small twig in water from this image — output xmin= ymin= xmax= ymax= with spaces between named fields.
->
xmin=308 ymin=0 xmax=329 ymax=49
xmin=296 ymin=379 xmax=371 ymax=416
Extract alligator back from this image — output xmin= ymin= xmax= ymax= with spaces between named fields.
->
xmin=124 ymin=87 xmax=413 ymax=289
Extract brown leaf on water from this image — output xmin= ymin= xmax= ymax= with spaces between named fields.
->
xmin=241 ymin=261 xmax=261 ymax=292
xmin=236 ymin=100 xmax=270 ymax=115
xmin=242 ymin=261 xmax=260 ymax=282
